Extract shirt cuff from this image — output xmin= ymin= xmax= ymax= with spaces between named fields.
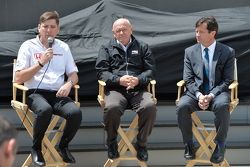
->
xmin=209 ymin=93 xmax=215 ymax=98
xmin=196 ymin=92 xmax=202 ymax=99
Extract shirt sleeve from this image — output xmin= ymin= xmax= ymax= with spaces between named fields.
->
xmin=65 ymin=45 xmax=78 ymax=75
xmin=15 ymin=42 xmax=30 ymax=71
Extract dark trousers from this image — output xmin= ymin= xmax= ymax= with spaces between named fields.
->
xmin=103 ymin=90 xmax=157 ymax=147
xmin=176 ymin=92 xmax=230 ymax=144
xmin=27 ymin=89 xmax=82 ymax=150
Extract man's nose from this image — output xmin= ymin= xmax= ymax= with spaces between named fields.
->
xmin=46 ymin=26 xmax=52 ymax=32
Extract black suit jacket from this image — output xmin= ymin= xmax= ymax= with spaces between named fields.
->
xmin=183 ymin=42 xmax=235 ymax=99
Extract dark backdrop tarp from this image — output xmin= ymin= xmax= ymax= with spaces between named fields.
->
xmin=0 ymin=0 xmax=250 ymax=103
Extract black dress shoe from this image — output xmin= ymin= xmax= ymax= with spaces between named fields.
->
xmin=31 ymin=148 xmax=45 ymax=166
xmin=135 ymin=143 xmax=148 ymax=161
xmin=184 ymin=143 xmax=195 ymax=160
xmin=210 ymin=144 xmax=226 ymax=164
xmin=58 ymin=147 xmax=76 ymax=163
xmin=107 ymin=141 xmax=119 ymax=159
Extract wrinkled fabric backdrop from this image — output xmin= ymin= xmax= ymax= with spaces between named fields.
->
xmin=0 ymin=0 xmax=250 ymax=103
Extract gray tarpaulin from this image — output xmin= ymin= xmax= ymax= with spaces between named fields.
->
xmin=0 ymin=0 xmax=250 ymax=102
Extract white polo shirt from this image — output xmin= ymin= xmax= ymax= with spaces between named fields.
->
xmin=16 ymin=36 xmax=78 ymax=91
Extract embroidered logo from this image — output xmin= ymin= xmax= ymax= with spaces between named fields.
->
xmin=132 ymin=50 xmax=138 ymax=55
xmin=53 ymin=53 xmax=63 ymax=56
xmin=34 ymin=53 xmax=42 ymax=60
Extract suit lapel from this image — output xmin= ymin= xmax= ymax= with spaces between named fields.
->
xmin=194 ymin=44 xmax=204 ymax=79
xmin=211 ymin=42 xmax=222 ymax=87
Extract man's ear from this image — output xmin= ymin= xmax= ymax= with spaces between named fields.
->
xmin=38 ymin=24 xmax=41 ymax=33
xmin=5 ymin=139 xmax=17 ymax=157
xmin=211 ymin=31 xmax=216 ymax=37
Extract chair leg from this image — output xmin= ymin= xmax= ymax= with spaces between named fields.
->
xmin=186 ymin=161 xmax=195 ymax=167
xmin=22 ymin=154 xmax=32 ymax=167
xmin=137 ymin=161 xmax=147 ymax=167
xmin=43 ymin=118 xmax=66 ymax=162
xmin=186 ymin=112 xmax=231 ymax=167
xmin=103 ymin=115 xmax=147 ymax=167
xmin=13 ymin=103 xmax=68 ymax=167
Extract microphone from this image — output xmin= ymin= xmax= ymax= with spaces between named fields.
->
xmin=48 ymin=37 xmax=54 ymax=48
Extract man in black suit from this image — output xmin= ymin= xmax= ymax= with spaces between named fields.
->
xmin=177 ymin=16 xmax=235 ymax=164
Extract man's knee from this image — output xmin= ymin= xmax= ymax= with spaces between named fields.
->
xmin=138 ymin=102 xmax=156 ymax=119
xmin=69 ymin=106 xmax=82 ymax=122
xmin=213 ymin=100 xmax=230 ymax=112
xmin=36 ymin=106 xmax=53 ymax=118
xmin=103 ymin=103 xmax=123 ymax=123
xmin=177 ymin=101 xmax=189 ymax=112
xmin=104 ymin=103 xmax=124 ymax=114
xmin=145 ymin=101 xmax=156 ymax=112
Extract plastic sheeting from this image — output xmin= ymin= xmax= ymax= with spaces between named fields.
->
xmin=0 ymin=0 xmax=250 ymax=102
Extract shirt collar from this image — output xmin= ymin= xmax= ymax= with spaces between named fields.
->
xmin=36 ymin=35 xmax=47 ymax=49
xmin=201 ymin=40 xmax=216 ymax=54
xmin=117 ymin=38 xmax=132 ymax=52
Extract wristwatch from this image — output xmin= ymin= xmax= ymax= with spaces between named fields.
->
xmin=38 ymin=61 xmax=44 ymax=67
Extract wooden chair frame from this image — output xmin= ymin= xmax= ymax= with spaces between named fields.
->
xmin=11 ymin=59 xmax=80 ymax=167
xmin=176 ymin=59 xmax=239 ymax=167
xmin=98 ymin=80 xmax=157 ymax=167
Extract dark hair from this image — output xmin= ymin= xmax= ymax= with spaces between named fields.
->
xmin=39 ymin=11 xmax=59 ymax=25
xmin=0 ymin=116 xmax=17 ymax=146
xmin=195 ymin=16 xmax=218 ymax=36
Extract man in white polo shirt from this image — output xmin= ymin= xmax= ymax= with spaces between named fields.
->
xmin=15 ymin=11 xmax=82 ymax=166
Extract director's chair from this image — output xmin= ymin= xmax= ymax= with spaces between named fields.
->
xmin=176 ymin=59 xmax=239 ymax=167
xmin=11 ymin=59 xmax=80 ymax=167
xmin=97 ymin=80 xmax=157 ymax=167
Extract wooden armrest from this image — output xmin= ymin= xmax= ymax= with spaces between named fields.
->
xmin=228 ymin=81 xmax=239 ymax=108
xmin=74 ymin=85 xmax=80 ymax=89
xmin=150 ymin=80 xmax=156 ymax=85
xmin=97 ymin=79 xmax=157 ymax=106
xmin=148 ymin=80 xmax=157 ymax=104
xmin=12 ymin=82 xmax=80 ymax=106
xmin=73 ymin=84 xmax=80 ymax=106
xmin=97 ymin=80 xmax=106 ymax=107
xmin=12 ymin=83 xmax=29 ymax=104
xmin=229 ymin=81 xmax=238 ymax=89
xmin=176 ymin=80 xmax=185 ymax=105
xmin=177 ymin=80 xmax=185 ymax=87
xmin=13 ymin=83 xmax=29 ymax=91
xmin=98 ymin=80 xmax=106 ymax=86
